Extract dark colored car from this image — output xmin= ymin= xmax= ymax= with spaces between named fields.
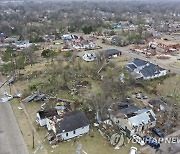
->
xmin=145 ymin=136 xmax=160 ymax=149
xmin=117 ymin=103 xmax=129 ymax=109
xmin=152 ymin=128 xmax=165 ymax=138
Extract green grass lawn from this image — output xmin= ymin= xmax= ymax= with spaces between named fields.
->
xmin=11 ymin=99 xmax=43 ymax=154
xmin=169 ymin=61 xmax=180 ymax=68
xmin=35 ymin=126 xmax=140 ymax=154
xmin=8 ymin=53 xmax=149 ymax=154
xmin=157 ymin=75 xmax=180 ymax=103
xmin=11 ymin=98 xmax=140 ymax=154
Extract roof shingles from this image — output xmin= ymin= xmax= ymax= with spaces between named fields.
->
xmin=56 ymin=111 xmax=89 ymax=134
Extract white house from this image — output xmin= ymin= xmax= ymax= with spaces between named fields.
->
xmin=126 ymin=58 xmax=167 ymax=80
xmin=47 ymin=110 xmax=89 ymax=141
xmin=110 ymin=105 xmax=156 ymax=137
xmin=139 ymin=63 xmax=167 ymax=80
xmin=36 ymin=108 xmax=58 ymax=127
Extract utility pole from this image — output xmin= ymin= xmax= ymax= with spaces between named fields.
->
xmin=32 ymin=130 xmax=35 ymax=149
xmin=9 ymin=84 xmax=11 ymax=95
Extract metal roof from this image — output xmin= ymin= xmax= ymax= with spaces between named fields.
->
xmin=128 ymin=109 xmax=156 ymax=127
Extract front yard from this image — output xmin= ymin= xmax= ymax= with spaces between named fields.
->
xmin=11 ymin=99 xmax=140 ymax=154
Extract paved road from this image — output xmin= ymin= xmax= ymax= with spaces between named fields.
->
xmin=77 ymin=40 xmax=180 ymax=75
xmin=0 ymin=86 xmax=29 ymax=154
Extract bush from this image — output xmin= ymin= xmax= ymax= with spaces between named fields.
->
xmin=41 ymin=49 xmax=55 ymax=58
xmin=82 ymin=25 xmax=93 ymax=34
xmin=29 ymin=82 xmax=42 ymax=91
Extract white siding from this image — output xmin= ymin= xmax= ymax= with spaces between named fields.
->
xmin=36 ymin=113 xmax=47 ymax=126
xmin=58 ymin=125 xmax=89 ymax=141
xmin=159 ymin=70 xmax=167 ymax=76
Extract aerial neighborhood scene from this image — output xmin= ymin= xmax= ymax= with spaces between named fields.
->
xmin=0 ymin=0 xmax=180 ymax=154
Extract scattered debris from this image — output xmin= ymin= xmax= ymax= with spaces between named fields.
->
xmin=120 ymin=73 xmax=125 ymax=83
xmin=6 ymin=76 xmax=15 ymax=85
xmin=17 ymin=106 xmax=23 ymax=110
xmin=22 ymin=93 xmax=46 ymax=103
xmin=13 ymin=93 xmax=22 ymax=98
xmin=82 ymin=53 xmax=96 ymax=62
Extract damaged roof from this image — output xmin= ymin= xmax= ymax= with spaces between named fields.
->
xmin=38 ymin=108 xmax=58 ymax=119
xmin=111 ymin=104 xmax=140 ymax=118
xmin=128 ymin=109 xmax=156 ymax=127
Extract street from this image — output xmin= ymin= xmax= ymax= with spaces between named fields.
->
xmin=77 ymin=40 xmax=180 ymax=75
xmin=0 ymin=85 xmax=29 ymax=154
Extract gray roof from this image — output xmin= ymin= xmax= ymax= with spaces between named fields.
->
xmin=140 ymin=63 xmax=162 ymax=77
xmin=120 ymin=105 xmax=140 ymax=115
xmin=127 ymin=64 xmax=137 ymax=71
xmin=132 ymin=58 xmax=147 ymax=67
xmin=111 ymin=104 xmax=140 ymax=118
xmin=56 ymin=111 xmax=89 ymax=134
xmin=104 ymin=49 xmax=121 ymax=56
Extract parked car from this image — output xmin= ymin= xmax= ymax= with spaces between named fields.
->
xmin=152 ymin=128 xmax=165 ymax=138
xmin=145 ymin=136 xmax=160 ymax=149
xmin=0 ymin=93 xmax=13 ymax=103
xmin=132 ymin=135 xmax=145 ymax=146
xmin=129 ymin=147 xmax=137 ymax=154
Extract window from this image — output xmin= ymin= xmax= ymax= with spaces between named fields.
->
xmin=73 ymin=130 xmax=76 ymax=134
xmin=66 ymin=133 xmax=68 ymax=137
